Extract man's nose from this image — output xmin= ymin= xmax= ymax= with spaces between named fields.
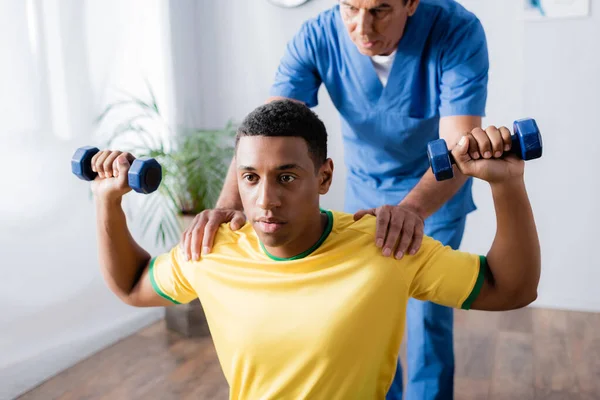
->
xmin=356 ymin=9 xmax=374 ymax=37
xmin=256 ymin=181 xmax=281 ymax=210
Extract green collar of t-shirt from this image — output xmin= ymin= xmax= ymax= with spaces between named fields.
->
xmin=260 ymin=209 xmax=334 ymax=261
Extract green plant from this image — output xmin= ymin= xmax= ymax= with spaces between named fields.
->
xmin=96 ymin=85 xmax=236 ymax=247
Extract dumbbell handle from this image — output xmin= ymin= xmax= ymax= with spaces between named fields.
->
xmin=445 ymin=133 xmax=526 ymax=165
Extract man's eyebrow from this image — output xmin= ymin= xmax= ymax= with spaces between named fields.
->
xmin=340 ymin=1 xmax=393 ymax=9
xmin=276 ymin=163 xmax=306 ymax=171
xmin=370 ymin=3 xmax=392 ymax=11
xmin=237 ymin=164 xmax=306 ymax=171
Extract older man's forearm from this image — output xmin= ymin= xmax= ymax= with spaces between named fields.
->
xmin=215 ymin=158 xmax=243 ymax=210
xmin=399 ymin=168 xmax=469 ymax=219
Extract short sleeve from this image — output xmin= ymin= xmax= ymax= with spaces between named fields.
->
xmin=269 ymin=20 xmax=322 ymax=107
xmin=149 ymin=247 xmax=198 ymax=305
xmin=407 ymin=237 xmax=486 ymax=310
xmin=438 ymin=18 xmax=489 ymax=117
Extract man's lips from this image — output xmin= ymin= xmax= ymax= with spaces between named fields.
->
xmin=359 ymin=39 xmax=378 ymax=48
xmin=255 ymin=218 xmax=287 ymax=233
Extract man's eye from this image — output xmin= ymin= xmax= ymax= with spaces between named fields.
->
xmin=371 ymin=9 xmax=389 ymax=18
xmin=280 ymin=175 xmax=296 ymax=183
xmin=244 ymin=174 xmax=257 ymax=182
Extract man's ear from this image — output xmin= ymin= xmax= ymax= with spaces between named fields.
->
xmin=407 ymin=0 xmax=420 ymax=16
xmin=318 ymin=158 xmax=334 ymax=195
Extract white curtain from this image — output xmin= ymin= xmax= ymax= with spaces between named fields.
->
xmin=0 ymin=1 xmax=173 ymax=398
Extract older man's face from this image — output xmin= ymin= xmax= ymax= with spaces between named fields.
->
xmin=339 ymin=0 xmax=419 ymax=56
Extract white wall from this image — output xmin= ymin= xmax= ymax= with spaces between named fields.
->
xmin=177 ymin=0 xmax=600 ymax=312
xmin=457 ymin=0 xmax=600 ymax=312
xmin=0 ymin=1 xmax=173 ymax=398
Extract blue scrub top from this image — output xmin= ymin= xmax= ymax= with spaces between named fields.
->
xmin=270 ymin=0 xmax=489 ymax=223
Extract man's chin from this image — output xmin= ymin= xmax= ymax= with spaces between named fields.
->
xmin=353 ymin=41 xmax=383 ymax=56
xmin=356 ymin=47 xmax=378 ymax=57
xmin=258 ymin=234 xmax=289 ymax=250
xmin=254 ymin=225 xmax=287 ymax=247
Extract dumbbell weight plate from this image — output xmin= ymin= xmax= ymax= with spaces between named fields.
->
xmin=129 ymin=158 xmax=162 ymax=194
xmin=513 ymin=119 xmax=543 ymax=161
xmin=71 ymin=146 xmax=100 ymax=181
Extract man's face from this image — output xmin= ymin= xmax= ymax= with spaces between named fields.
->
xmin=339 ymin=0 xmax=419 ymax=56
xmin=236 ymin=136 xmax=333 ymax=252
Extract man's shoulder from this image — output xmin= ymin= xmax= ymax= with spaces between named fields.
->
xmin=329 ymin=210 xmax=391 ymax=247
xmin=418 ymin=0 xmax=483 ymax=44
xmin=328 ymin=210 xmax=441 ymax=254
xmin=305 ymin=5 xmax=339 ymax=28
xmin=214 ymin=222 xmax=254 ymax=243
xmin=329 ymin=210 xmax=375 ymax=237
xmin=420 ymin=0 xmax=480 ymax=23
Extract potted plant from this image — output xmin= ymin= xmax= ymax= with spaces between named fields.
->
xmin=96 ymin=84 xmax=236 ymax=337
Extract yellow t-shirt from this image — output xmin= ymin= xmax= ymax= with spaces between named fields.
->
xmin=150 ymin=210 xmax=485 ymax=400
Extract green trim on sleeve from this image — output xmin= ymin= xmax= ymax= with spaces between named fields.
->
xmin=148 ymin=257 xmax=182 ymax=305
xmin=461 ymin=256 xmax=487 ymax=310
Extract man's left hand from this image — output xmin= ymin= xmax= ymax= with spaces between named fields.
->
xmin=354 ymin=205 xmax=425 ymax=259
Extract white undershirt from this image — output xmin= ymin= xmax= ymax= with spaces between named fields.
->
xmin=371 ymin=50 xmax=397 ymax=87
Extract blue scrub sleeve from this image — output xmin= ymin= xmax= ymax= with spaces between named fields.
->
xmin=438 ymin=19 xmax=489 ymax=117
xmin=270 ymin=21 xmax=322 ymax=107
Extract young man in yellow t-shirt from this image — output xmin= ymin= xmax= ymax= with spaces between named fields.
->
xmin=90 ymin=100 xmax=540 ymax=399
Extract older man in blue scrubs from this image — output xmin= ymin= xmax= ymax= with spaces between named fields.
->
xmin=180 ymin=0 xmax=488 ymax=398
xmin=269 ymin=2 xmax=487 ymax=398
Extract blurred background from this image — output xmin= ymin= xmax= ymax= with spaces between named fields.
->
xmin=1 ymin=0 xmax=599 ymax=399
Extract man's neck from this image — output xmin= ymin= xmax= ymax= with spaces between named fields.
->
xmin=263 ymin=211 xmax=329 ymax=260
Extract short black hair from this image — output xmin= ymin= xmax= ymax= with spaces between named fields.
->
xmin=236 ymin=99 xmax=328 ymax=169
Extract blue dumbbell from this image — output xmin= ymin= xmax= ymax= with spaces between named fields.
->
xmin=427 ymin=118 xmax=542 ymax=181
xmin=71 ymin=146 xmax=162 ymax=194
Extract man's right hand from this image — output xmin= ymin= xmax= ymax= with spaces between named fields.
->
xmin=90 ymin=150 xmax=135 ymax=201
xmin=180 ymin=208 xmax=246 ymax=261
xmin=452 ymin=126 xmax=525 ymax=184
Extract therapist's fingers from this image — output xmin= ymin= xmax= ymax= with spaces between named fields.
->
xmin=353 ymin=208 xmax=376 ymax=221
xmin=406 ymin=224 xmax=424 ymax=257
xmin=394 ymin=209 xmax=424 ymax=259
xmin=394 ymin=220 xmax=415 ymax=259
xmin=374 ymin=206 xmax=392 ymax=249
xmin=378 ymin=205 xmax=425 ymax=259
xmin=382 ymin=208 xmax=404 ymax=257
xmin=181 ymin=213 xmax=208 ymax=261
